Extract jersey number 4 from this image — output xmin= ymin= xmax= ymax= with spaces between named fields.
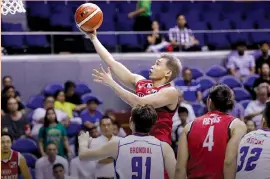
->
xmin=203 ymin=126 xmax=214 ymax=151
xmin=237 ymin=146 xmax=263 ymax=172
xmin=132 ymin=157 xmax=151 ymax=179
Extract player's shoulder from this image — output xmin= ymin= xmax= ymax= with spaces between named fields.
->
xmin=230 ymin=118 xmax=246 ymax=129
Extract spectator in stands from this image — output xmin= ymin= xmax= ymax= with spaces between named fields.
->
xmin=89 ymin=126 xmax=100 ymax=138
xmin=255 ymin=41 xmax=270 ymax=73
xmin=64 ymin=81 xmax=82 ymax=105
xmin=90 ymin=117 xmax=121 ymax=179
xmin=128 ymin=0 xmax=152 ymax=31
xmin=112 ymin=120 xmax=126 ymax=137
xmin=104 ymin=109 xmax=127 ymax=137
xmin=1 ymin=97 xmax=30 ymax=140
xmin=168 ymin=14 xmax=200 ymax=52
xmin=229 ymin=102 xmax=245 ymax=121
xmin=253 ymin=63 xmax=270 ymax=88
xmin=35 ymin=143 xmax=69 ymax=179
xmin=80 ymin=98 xmax=103 ymax=130
xmin=227 ymin=41 xmax=255 ymax=80
xmin=172 ymin=90 xmax=196 ymax=127
xmin=38 ymin=108 xmax=72 ymax=158
xmin=32 ymin=95 xmax=69 ymax=136
xmin=177 ymin=68 xmax=202 ymax=102
xmin=245 ymin=86 xmax=268 ymax=128
xmin=1 ymin=86 xmax=25 ymax=115
xmin=54 ymin=90 xmax=86 ymax=123
xmin=146 ymin=21 xmax=170 ymax=52
xmin=172 ymin=107 xmax=188 ymax=153
xmin=245 ymin=119 xmax=256 ymax=133
xmin=70 ymin=130 xmax=96 ymax=179
xmin=2 ymin=76 xmax=14 ymax=89
xmin=53 ymin=163 xmax=77 ymax=179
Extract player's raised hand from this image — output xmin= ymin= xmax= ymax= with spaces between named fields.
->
xmin=78 ymin=131 xmax=90 ymax=147
xmin=92 ymin=65 xmax=114 ymax=86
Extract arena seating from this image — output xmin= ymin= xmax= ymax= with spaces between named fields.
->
xmin=2 ymin=1 xmax=270 ymax=51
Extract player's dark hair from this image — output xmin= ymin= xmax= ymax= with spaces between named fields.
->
xmin=160 ymin=54 xmax=182 ymax=82
xmin=53 ymin=163 xmax=64 ymax=171
xmin=131 ymin=105 xmax=158 ymax=133
xmin=2 ymin=75 xmax=12 ymax=82
xmin=263 ymin=101 xmax=270 ymax=128
xmin=208 ymin=84 xmax=234 ymax=113
xmin=178 ymin=106 xmax=189 ymax=115
xmin=1 ymin=132 xmax=14 ymax=142
xmin=99 ymin=116 xmax=113 ymax=126
xmin=54 ymin=90 xmax=64 ymax=99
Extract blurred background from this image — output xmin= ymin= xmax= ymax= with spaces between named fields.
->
xmin=1 ymin=1 xmax=270 ymax=178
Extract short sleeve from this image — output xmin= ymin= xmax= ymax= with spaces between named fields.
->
xmin=69 ymin=102 xmax=76 ymax=110
xmin=140 ymin=0 xmax=150 ymax=9
xmin=244 ymin=102 xmax=253 ymax=116
xmin=38 ymin=127 xmax=45 ymax=140
xmin=250 ymin=55 xmax=255 ymax=68
xmin=226 ymin=56 xmax=235 ymax=69
xmin=60 ymin=124 xmax=67 ymax=137
xmin=54 ymin=101 xmax=61 ymax=109
xmin=188 ymin=29 xmax=194 ymax=37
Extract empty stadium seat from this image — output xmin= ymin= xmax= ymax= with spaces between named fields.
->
xmin=191 ymin=102 xmax=206 ymax=117
xmin=25 ymin=35 xmax=50 ymax=47
xmin=43 ymin=83 xmax=64 ymax=95
xmin=75 ymin=83 xmax=92 ymax=96
xmin=189 ymin=68 xmax=204 ymax=79
xmin=26 ymin=1 xmax=50 ymax=18
xmin=67 ymin=122 xmax=81 ymax=137
xmin=26 ymin=95 xmax=44 ymax=110
xmin=206 ymin=34 xmax=230 ymax=48
xmin=206 ymin=65 xmax=227 ymax=78
xmin=2 ymin=23 xmax=25 ymax=48
xmin=239 ymin=99 xmax=251 ymax=109
xmin=202 ymin=89 xmax=209 ymax=102
xmin=196 ymin=76 xmax=216 ymax=92
xmin=218 ymin=75 xmax=242 ymax=88
xmin=243 ymin=74 xmax=259 ymax=88
xmin=233 ymin=88 xmax=252 ymax=102
xmin=12 ymin=138 xmax=39 ymax=154
xmin=98 ymin=35 xmax=117 ymax=49
xmin=22 ymin=153 xmax=38 ymax=168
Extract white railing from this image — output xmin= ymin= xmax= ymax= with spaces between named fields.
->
xmin=1 ymin=29 xmax=270 ymax=35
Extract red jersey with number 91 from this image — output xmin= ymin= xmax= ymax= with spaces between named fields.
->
xmin=135 ymin=79 xmax=177 ymax=145
xmin=187 ymin=111 xmax=235 ymax=179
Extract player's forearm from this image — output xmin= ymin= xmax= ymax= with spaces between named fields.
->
xmin=174 ymin=169 xmax=186 ymax=179
xmin=109 ymin=80 xmax=142 ymax=107
xmin=223 ymin=161 xmax=236 ymax=179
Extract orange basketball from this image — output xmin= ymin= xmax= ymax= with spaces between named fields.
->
xmin=74 ymin=3 xmax=103 ymax=32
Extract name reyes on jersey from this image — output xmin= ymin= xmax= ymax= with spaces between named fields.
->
xmin=203 ymin=114 xmax=221 ymax=125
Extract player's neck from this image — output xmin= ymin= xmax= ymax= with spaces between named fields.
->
xmin=133 ymin=132 xmax=149 ymax=136
xmin=104 ymin=134 xmax=113 ymax=140
xmin=2 ymin=150 xmax=12 ymax=160
xmin=152 ymin=79 xmax=169 ymax=88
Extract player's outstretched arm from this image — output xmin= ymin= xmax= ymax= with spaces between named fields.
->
xmin=162 ymin=142 xmax=176 ymax=179
xmin=224 ymin=119 xmax=247 ymax=179
xmin=86 ymin=30 xmax=144 ymax=90
xmin=174 ymin=124 xmax=190 ymax=179
xmin=78 ymin=132 xmax=118 ymax=161
xmin=19 ymin=154 xmax=32 ymax=179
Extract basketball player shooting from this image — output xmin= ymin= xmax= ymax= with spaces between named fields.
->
xmin=84 ymin=30 xmax=181 ymax=145
xmin=78 ymin=105 xmax=176 ymax=179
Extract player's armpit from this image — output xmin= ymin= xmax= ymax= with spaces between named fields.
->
xmin=140 ymin=87 xmax=179 ymax=108
xmin=79 ymin=140 xmax=118 ymax=161
xmin=174 ymin=125 xmax=189 ymax=179
xmin=224 ymin=119 xmax=247 ymax=179
xmin=19 ymin=154 xmax=32 ymax=179
xmin=98 ymin=157 xmax=114 ymax=164
xmin=162 ymin=142 xmax=176 ymax=179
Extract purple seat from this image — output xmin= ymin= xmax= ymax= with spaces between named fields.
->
xmin=67 ymin=123 xmax=82 ymax=137
xmin=196 ymin=76 xmax=216 ymax=92
xmin=160 ymin=13 xmax=176 ymax=30
xmin=251 ymin=32 xmax=270 ymax=43
xmin=25 ymin=35 xmax=49 ymax=47
xmin=191 ymin=102 xmax=206 ymax=117
xmin=229 ymin=33 xmax=251 ymax=45
xmin=26 ymin=1 xmax=50 ymax=18
xmin=26 ymin=95 xmax=44 ymax=110
xmin=234 ymin=20 xmax=254 ymax=29
xmin=99 ymin=35 xmax=117 ymax=48
xmin=81 ymin=94 xmax=102 ymax=104
xmin=206 ymin=34 xmax=230 ymax=48
xmin=210 ymin=20 xmax=231 ymax=30
xmin=190 ymin=68 xmax=204 ymax=79
xmin=119 ymin=34 xmax=140 ymax=48
xmin=233 ymin=88 xmax=252 ymax=102
xmin=117 ymin=13 xmax=133 ymax=31
xmin=43 ymin=83 xmax=64 ymax=95
xmin=239 ymin=99 xmax=251 ymax=109
xmin=12 ymin=138 xmax=39 ymax=154
xmin=243 ymin=74 xmax=259 ymax=88
xmin=75 ymin=83 xmax=92 ymax=96
xmin=22 ymin=153 xmax=38 ymax=168
xmin=2 ymin=24 xmax=24 ymax=48
xmin=202 ymin=89 xmax=209 ymax=102
xmin=117 ymin=1 xmax=136 ymax=13
xmin=218 ymin=75 xmax=242 ymax=89
xmin=206 ymin=65 xmax=228 ymax=78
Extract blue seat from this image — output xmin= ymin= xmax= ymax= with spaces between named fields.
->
xmin=67 ymin=122 xmax=82 ymax=137
xmin=251 ymin=32 xmax=270 ymax=43
xmin=26 ymin=1 xmax=50 ymax=18
xmin=140 ymin=70 xmax=150 ymax=79
xmin=2 ymin=24 xmax=24 ymax=48
xmin=206 ymin=34 xmax=230 ymax=48
xmin=27 ymin=111 xmax=34 ymax=123
xmin=22 ymin=153 xmax=38 ymax=168
xmin=202 ymin=89 xmax=209 ymax=102
xmin=239 ymin=99 xmax=251 ymax=109
xmin=190 ymin=68 xmax=204 ymax=80
xmin=201 ymin=11 xmax=220 ymax=22
xmin=175 ymin=79 xmax=198 ymax=102
xmin=50 ymin=7 xmax=72 ymax=27
xmin=12 ymin=138 xmax=39 ymax=154
xmin=233 ymin=88 xmax=252 ymax=102
xmin=196 ymin=76 xmax=216 ymax=92
xmin=26 ymin=95 xmax=45 ymax=110
xmin=257 ymin=20 xmax=270 ymax=29
xmin=117 ymin=13 xmax=133 ymax=31
xmin=81 ymin=94 xmax=102 ymax=104
xmin=25 ymin=35 xmax=49 ymax=47
xmin=206 ymin=65 xmax=228 ymax=78
xmin=160 ymin=13 xmax=176 ymax=30
xmin=243 ymin=74 xmax=259 ymax=88
xmin=222 ymin=11 xmax=242 ymax=23
xmin=43 ymin=83 xmax=64 ymax=96
xmin=246 ymin=10 xmax=265 ymax=21
xmin=195 ymin=34 xmax=205 ymax=47
xmin=191 ymin=102 xmax=206 ymax=117
xmin=189 ymin=22 xmax=207 ymax=30
xmin=218 ymin=75 xmax=242 ymax=89
xmin=229 ymin=33 xmax=251 ymax=45
xmin=119 ymin=34 xmax=140 ymax=48
xmin=75 ymin=83 xmax=92 ymax=96
xmin=98 ymin=35 xmax=117 ymax=48
xmin=234 ymin=20 xmax=254 ymax=29
xmin=210 ymin=20 xmax=231 ymax=30
xmin=117 ymin=1 xmax=136 ymax=13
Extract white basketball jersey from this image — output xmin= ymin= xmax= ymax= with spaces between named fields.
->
xmin=114 ymin=135 xmax=164 ymax=179
xmin=236 ymin=129 xmax=270 ymax=179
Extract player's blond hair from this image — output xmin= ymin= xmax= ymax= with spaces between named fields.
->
xmin=160 ymin=54 xmax=182 ymax=82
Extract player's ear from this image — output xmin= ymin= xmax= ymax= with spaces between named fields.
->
xmin=165 ymin=70 xmax=172 ymax=79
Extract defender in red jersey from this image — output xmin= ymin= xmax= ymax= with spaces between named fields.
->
xmin=88 ymin=31 xmax=181 ymax=145
xmin=1 ymin=133 xmax=32 ymax=179
xmin=174 ymin=84 xmax=247 ymax=179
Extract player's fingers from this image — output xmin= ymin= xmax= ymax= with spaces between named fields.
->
xmin=92 ymin=74 xmax=103 ymax=80
xmin=107 ymin=67 xmax=111 ymax=75
xmin=93 ymin=69 xmax=102 ymax=75
xmin=93 ymin=79 xmax=103 ymax=83
xmin=100 ymin=65 xmax=106 ymax=73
